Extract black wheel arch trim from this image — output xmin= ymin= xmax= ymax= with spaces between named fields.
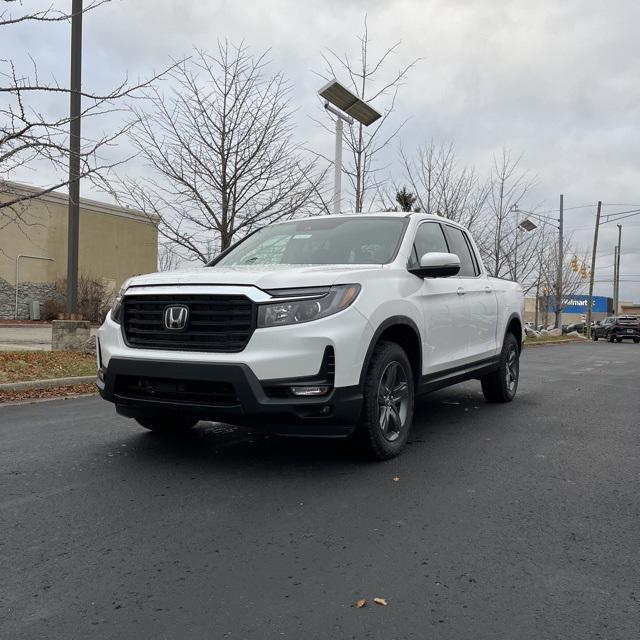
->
xmin=503 ymin=312 xmax=523 ymax=351
xmin=359 ymin=315 xmax=422 ymax=389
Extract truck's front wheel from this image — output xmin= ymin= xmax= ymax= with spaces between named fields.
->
xmin=355 ymin=341 xmax=414 ymax=460
xmin=135 ymin=416 xmax=199 ymax=433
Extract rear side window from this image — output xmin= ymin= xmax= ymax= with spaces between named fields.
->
xmin=409 ymin=222 xmax=449 ymax=268
xmin=443 ymin=226 xmax=479 ymax=277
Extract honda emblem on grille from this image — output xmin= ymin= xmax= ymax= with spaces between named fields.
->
xmin=163 ymin=305 xmax=189 ymax=331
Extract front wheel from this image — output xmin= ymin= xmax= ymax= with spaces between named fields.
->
xmin=481 ymin=333 xmax=520 ymax=403
xmin=135 ymin=416 xmax=199 ymax=433
xmin=355 ymin=341 xmax=414 ymax=460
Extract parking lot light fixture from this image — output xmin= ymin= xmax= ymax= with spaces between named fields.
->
xmin=319 ymin=79 xmax=382 ymax=214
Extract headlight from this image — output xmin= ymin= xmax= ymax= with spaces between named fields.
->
xmin=257 ymin=284 xmax=361 ymax=328
xmin=110 ymin=279 xmax=132 ymax=324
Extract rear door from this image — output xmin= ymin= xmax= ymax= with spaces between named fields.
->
xmin=408 ymin=221 xmax=470 ymax=373
xmin=443 ymin=224 xmax=499 ymax=361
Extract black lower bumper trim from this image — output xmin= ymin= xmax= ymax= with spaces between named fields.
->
xmin=99 ymin=357 xmax=362 ymax=437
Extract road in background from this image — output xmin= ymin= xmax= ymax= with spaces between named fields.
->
xmin=1 ymin=343 xmax=638 ymax=639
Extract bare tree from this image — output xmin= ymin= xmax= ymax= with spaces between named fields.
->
xmin=0 ymin=0 xmax=171 ymax=233
xmin=112 ymin=44 xmax=326 ymax=262
xmin=478 ymin=148 xmax=537 ymax=278
xmin=400 ymin=140 xmax=489 ymax=231
xmin=318 ymin=18 xmax=420 ymax=212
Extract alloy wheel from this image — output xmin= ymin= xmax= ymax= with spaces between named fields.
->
xmin=377 ymin=361 xmax=409 ymax=442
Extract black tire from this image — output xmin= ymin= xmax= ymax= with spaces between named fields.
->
xmin=608 ymin=334 xmax=615 ymax=343
xmin=354 ymin=341 xmax=414 ymax=460
xmin=634 ymin=338 xmax=640 ymax=344
xmin=135 ymin=416 xmax=199 ymax=433
xmin=481 ymin=333 xmax=520 ymax=403
xmin=616 ymin=338 xmax=622 ymax=343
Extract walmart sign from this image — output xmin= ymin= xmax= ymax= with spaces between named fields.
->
xmin=551 ymin=295 xmax=611 ymax=314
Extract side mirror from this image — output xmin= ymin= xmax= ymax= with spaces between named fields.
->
xmin=409 ymin=252 xmax=461 ymax=278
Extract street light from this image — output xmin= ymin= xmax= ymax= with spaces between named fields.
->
xmin=318 ymin=79 xmax=381 ymax=214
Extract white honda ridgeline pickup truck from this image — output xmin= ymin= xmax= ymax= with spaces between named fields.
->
xmin=97 ymin=213 xmax=524 ymax=459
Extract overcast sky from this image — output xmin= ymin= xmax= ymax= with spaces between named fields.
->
xmin=5 ymin=0 xmax=640 ymax=301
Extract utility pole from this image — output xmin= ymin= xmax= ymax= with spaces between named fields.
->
xmin=585 ymin=201 xmax=602 ymax=339
xmin=555 ymin=194 xmax=564 ymax=328
xmin=614 ymin=224 xmax=622 ymax=313
xmin=66 ymin=0 xmax=83 ymax=317
xmin=613 ymin=245 xmax=618 ymax=309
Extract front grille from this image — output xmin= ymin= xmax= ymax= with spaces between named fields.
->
xmin=114 ymin=375 xmax=239 ymax=406
xmin=122 ymin=294 xmax=255 ymax=352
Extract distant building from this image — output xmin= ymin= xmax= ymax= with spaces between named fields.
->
xmin=524 ymin=294 xmax=613 ymax=327
xmin=0 ymin=181 xmax=158 ymax=319
xmin=619 ymin=301 xmax=640 ymax=316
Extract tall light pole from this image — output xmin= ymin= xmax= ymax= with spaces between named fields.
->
xmin=66 ymin=0 xmax=83 ymax=317
xmin=323 ymin=103 xmax=353 ymax=214
xmin=512 ymin=197 xmax=565 ymax=327
xmin=318 ymin=79 xmax=381 ymax=214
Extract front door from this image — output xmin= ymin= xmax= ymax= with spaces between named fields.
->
xmin=408 ymin=221 xmax=470 ymax=374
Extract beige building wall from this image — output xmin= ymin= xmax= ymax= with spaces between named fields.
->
xmin=0 ymin=182 xmax=158 ymax=317
xmin=1 ymin=183 xmax=157 ymax=286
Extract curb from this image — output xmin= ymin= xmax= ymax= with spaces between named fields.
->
xmin=524 ymin=339 xmax=587 ymax=347
xmin=0 ymin=375 xmax=96 ymax=392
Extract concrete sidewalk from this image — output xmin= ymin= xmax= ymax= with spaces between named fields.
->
xmin=0 ymin=324 xmax=98 ymax=351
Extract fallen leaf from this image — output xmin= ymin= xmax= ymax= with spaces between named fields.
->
xmin=355 ymin=599 xmax=367 ymax=608
xmin=392 ymin=476 xmax=400 ymax=482
xmin=373 ymin=597 xmax=388 ymax=606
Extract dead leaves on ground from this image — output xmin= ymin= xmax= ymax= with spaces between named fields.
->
xmin=354 ymin=597 xmax=388 ymax=608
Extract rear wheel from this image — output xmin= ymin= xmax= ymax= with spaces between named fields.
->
xmin=135 ymin=416 xmax=199 ymax=433
xmin=355 ymin=341 xmax=414 ymax=460
xmin=481 ymin=333 xmax=520 ymax=403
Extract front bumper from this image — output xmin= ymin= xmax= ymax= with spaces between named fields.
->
xmin=98 ymin=357 xmax=362 ymax=437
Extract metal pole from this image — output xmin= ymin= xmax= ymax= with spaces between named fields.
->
xmin=555 ymin=194 xmax=564 ymax=328
xmin=585 ymin=201 xmax=602 ymax=339
xmin=66 ymin=0 xmax=83 ymax=317
xmin=613 ymin=245 xmax=618 ymax=311
xmin=615 ymin=224 xmax=622 ymax=313
xmin=513 ymin=207 xmax=519 ymax=282
xmin=333 ymin=116 xmax=343 ymax=214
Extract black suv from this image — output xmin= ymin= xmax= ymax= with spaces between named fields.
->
xmin=592 ymin=316 xmax=640 ymax=343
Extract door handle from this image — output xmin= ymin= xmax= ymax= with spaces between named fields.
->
xmin=484 ymin=286 xmax=492 ymax=293
xmin=457 ymin=287 xmax=465 ymax=296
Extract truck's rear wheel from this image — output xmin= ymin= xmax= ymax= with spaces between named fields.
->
xmin=481 ymin=333 xmax=520 ymax=403
xmin=135 ymin=416 xmax=199 ymax=433
xmin=355 ymin=341 xmax=414 ymax=460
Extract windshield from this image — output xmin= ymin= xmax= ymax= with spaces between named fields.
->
xmin=213 ymin=217 xmax=407 ymax=267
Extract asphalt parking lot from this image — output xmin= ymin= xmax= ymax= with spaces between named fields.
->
xmin=1 ymin=341 xmax=638 ymax=639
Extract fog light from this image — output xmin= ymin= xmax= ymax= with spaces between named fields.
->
xmin=290 ymin=386 xmax=330 ymax=397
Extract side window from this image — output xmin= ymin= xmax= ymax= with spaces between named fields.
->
xmin=409 ymin=222 xmax=449 ymax=268
xmin=443 ymin=226 xmax=479 ymax=277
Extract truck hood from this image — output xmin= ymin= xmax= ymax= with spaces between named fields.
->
xmin=127 ymin=264 xmax=383 ymax=291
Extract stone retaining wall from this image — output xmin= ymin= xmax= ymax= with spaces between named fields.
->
xmin=0 ymin=277 xmax=59 ymax=320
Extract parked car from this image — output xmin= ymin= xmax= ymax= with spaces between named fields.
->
xmin=566 ymin=322 xmax=587 ymax=334
xmin=592 ymin=316 xmax=640 ymax=343
xmin=97 ymin=213 xmax=524 ymax=459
